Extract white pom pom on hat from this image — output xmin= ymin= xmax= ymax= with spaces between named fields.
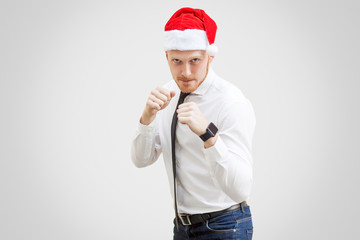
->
xmin=164 ymin=7 xmax=218 ymax=56
xmin=206 ymin=44 xmax=218 ymax=56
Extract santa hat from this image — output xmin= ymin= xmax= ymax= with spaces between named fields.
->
xmin=164 ymin=7 xmax=218 ymax=56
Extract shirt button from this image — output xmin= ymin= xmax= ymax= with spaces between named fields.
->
xmin=210 ymin=171 xmax=215 ymax=177
xmin=178 ymin=202 xmax=182 ymax=206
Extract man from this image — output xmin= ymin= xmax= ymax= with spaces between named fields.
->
xmin=131 ymin=7 xmax=256 ymax=240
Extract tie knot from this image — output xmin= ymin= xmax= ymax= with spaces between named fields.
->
xmin=179 ymin=92 xmax=190 ymax=101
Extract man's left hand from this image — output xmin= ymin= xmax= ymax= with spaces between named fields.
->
xmin=177 ymin=102 xmax=209 ymax=136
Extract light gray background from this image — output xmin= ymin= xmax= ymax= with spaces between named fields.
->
xmin=1 ymin=0 xmax=359 ymax=239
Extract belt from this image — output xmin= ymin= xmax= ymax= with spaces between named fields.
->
xmin=178 ymin=201 xmax=247 ymax=226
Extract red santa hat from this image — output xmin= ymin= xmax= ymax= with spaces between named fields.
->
xmin=164 ymin=7 xmax=218 ymax=56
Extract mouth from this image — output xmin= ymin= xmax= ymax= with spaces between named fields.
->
xmin=179 ymin=79 xmax=195 ymax=83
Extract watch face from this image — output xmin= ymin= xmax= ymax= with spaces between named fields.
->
xmin=208 ymin=122 xmax=218 ymax=135
xmin=200 ymin=122 xmax=218 ymax=142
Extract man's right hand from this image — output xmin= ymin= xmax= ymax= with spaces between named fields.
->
xmin=140 ymin=87 xmax=176 ymax=125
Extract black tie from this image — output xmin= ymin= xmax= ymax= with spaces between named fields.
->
xmin=171 ymin=92 xmax=190 ymax=228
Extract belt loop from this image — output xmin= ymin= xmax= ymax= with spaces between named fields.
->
xmin=240 ymin=201 xmax=245 ymax=213
xmin=200 ymin=214 xmax=206 ymax=223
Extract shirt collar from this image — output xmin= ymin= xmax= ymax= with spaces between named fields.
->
xmin=191 ymin=67 xmax=216 ymax=96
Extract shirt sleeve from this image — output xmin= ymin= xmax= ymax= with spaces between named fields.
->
xmin=131 ymin=118 xmax=162 ymax=168
xmin=202 ymin=99 xmax=256 ymax=202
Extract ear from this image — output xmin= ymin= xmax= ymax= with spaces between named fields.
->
xmin=209 ymin=55 xmax=214 ymax=63
xmin=165 ymin=51 xmax=168 ymax=59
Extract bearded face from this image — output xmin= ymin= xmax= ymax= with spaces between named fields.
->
xmin=166 ymin=50 xmax=212 ymax=93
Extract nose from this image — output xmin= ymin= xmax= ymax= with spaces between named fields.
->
xmin=181 ymin=63 xmax=191 ymax=78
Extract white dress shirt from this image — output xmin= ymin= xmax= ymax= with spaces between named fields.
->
xmin=131 ymin=68 xmax=256 ymax=214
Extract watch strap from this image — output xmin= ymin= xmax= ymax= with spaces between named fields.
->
xmin=200 ymin=122 xmax=218 ymax=142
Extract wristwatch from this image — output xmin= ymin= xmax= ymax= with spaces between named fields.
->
xmin=200 ymin=122 xmax=218 ymax=142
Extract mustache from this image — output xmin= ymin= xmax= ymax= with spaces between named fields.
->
xmin=176 ymin=76 xmax=196 ymax=81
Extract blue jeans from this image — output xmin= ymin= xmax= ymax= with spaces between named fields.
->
xmin=173 ymin=205 xmax=253 ymax=240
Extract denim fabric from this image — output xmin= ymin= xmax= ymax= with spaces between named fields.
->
xmin=174 ymin=205 xmax=253 ymax=240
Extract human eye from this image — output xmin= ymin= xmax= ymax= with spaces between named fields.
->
xmin=172 ymin=59 xmax=181 ymax=63
xmin=191 ymin=58 xmax=200 ymax=63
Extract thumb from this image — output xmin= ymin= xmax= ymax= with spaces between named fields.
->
xmin=170 ymin=91 xmax=176 ymax=98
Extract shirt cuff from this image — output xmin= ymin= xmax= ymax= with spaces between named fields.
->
xmin=202 ymin=135 xmax=229 ymax=168
xmin=137 ymin=121 xmax=156 ymax=135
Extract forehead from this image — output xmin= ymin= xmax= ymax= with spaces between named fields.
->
xmin=167 ymin=50 xmax=207 ymax=59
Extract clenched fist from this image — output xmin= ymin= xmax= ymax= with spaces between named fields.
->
xmin=140 ymin=87 xmax=176 ymax=125
xmin=177 ymin=102 xmax=209 ymax=136
xmin=177 ymin=102 xmax=218 ymax=148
